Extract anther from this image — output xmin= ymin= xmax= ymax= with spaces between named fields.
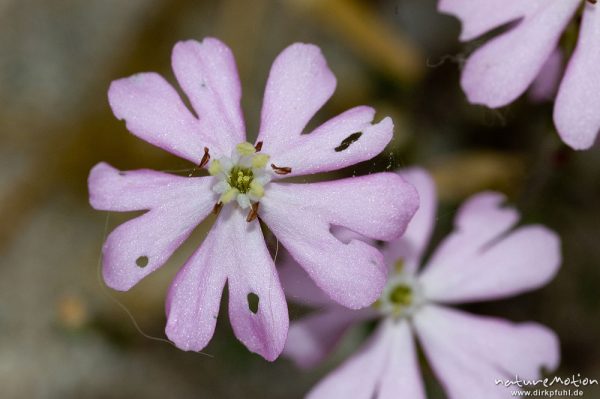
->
xmin=246 ymin=202 xmax=260 ymax=223
xmin=254 ymin=141 xmax=263 ymax=152
xmin=271 ymin=164 xmax=292 ymax=175
xmin=199 ymin=147 xmax=210 ymax=168
xmin=213 ymin=202 xmax=223 ymax=216
xmin=588 ymin=0 xmax=597 ymax=4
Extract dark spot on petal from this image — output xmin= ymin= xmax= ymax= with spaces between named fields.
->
xmin=335 ymin=132 xmax=362 ymax=152
xmin=118 ymin=171 xmax=126 ymax=176
xmin=247 ymin=293 xmax=259 ymax=314
xmin=136 ymin=256 xmax=149 ymax=267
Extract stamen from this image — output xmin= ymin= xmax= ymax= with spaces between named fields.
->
xmin=249 ymin=180 xmax=265 ymax=198
xmin=246 ymin=202 xmax=260 ymax=222
xmin=252 ymin=154 xmax=270 ymax=169
xmin=254 ymin=141 xmax=263 ymax=152
xmin=213 ymin=202 xmax=223 ymax=216
xmin=271 ymin=163 xmax=292 ymax=175
xmin=335 ymin=132 xmax=362 ymax=152
xmin=236 ymin=142 xmax=256 ymax=157
xmin=209 ymin=159 xmax=222 ymax=176
xmin=394 ymin=258 xmax=405 ymax=273
xmin=588 ymin=0 xmax=596 ymax=4
xmin=199 ymin=147 xmax=210 ymax=168
xmin=220 ymin=187 xmax=239 ymax=204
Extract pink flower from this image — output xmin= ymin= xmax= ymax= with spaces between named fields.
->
xmin=88 ymin=38 xmax=419 ymax=360
xmin=440 ymin=0 xmax=600 ymax=150
xmin=283 ymin=168 xmax=561 ymax=397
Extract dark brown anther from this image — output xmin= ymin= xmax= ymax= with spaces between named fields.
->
xmin=271 ymin=164 xmax=292 ymax=175
xmin=254 ymin=141 xmax=263 ymax=152
xmin=213 ymin=202 xmax=223 ymax=216
xmin=199 ymin=147 xmax=211 ymax=168
xmin=588 ymin=0 xmax=597 ymax=4
xmin=246 ymin=202 xmax=260 ymax=223
xmin=335 ymin=132 xmax=362 ymax=152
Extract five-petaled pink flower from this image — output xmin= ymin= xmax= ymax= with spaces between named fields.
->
xmin=440 ymin=0 xmax=600 ymax=150
xmin=282 ymin=168 xmax=561 ymax=397
xmin=88 ymin=38 xmax=419 ymax=360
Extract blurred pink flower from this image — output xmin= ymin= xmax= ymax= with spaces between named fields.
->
xmin=283 ymin=168 xmax=561 ymax=397
xmin=440 ymin=0 xmax=600 ymax=150
xmin=88 ymin=38 xmax=419 ymax=360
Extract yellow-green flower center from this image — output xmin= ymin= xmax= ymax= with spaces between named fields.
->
xmin=389 ymin=284 xmax=413 ymax=307
xmin=375 ymin=259 xmax=424 ymax=319
xmin=229 ymin=166 xmax=254 ymax=193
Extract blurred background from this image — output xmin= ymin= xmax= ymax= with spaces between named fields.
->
xmin=1 ymin=0 xmax=599 ymax=398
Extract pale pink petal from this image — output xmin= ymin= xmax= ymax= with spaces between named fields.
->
xmin=108 ymin=73 xmax=216 ymax=164
xmin=225 ymin=209 xmax=289 ymax=361
xmin=422 ymin=225 xmax=560 ymax=303
xmin=278 ymin=228 xmax=374 ymax=307
xmin=165 ymin=212 xmax=229 ymax=353
xmin=166 ymin=207 xmax=288 ymax=360
xmin=88 ymin=162 xmax=211 ymax=211
xmin=307 ymin=322 xmax=392 ymax=399
xmin=419 ymin=194 xmax=561 ymax=303
xmin=414 ymin=305 xmax=560 ymax=399
xmin=172 ymin=38 xmax=246 ymax=155
xmin=554 ymin=4 xmax=600 ymax=150
xmin=378 ymin=321 xmax=426 ymax=399
xmin=461 ymin=1 xmax=579 ymax=108
xmin=383 ymin=168 xmax=437 ymax=275
xmin=268 ymin=107 xmax=393 ymax=177
xmin=438 ymin=0 xmax=533 ymax=41
xmin=529 ymin=48 xmax=563 ymax=103
xmin=278 ymin=253 xmax=334 ymax=308
xmin=257 ymin=43 xmax=336 ymax=154
xmin=284 ymin=306 xmax=375 ymax=369
xmin=88 ymin=163 xmax=215 ymax=291
xmin=419 ymin=192 xmax=518 ymax=274
xmin=261 ymin=174 xmax=419 ymax=309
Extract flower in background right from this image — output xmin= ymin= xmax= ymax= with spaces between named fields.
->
xmin=282 ymin=168 xmax=561 ymax=399
xmin=439 ymin=0 xmax=600 ymax=150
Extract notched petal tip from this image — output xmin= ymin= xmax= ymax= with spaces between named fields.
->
xmin=88 ymin=162 xmax=119 ymax=210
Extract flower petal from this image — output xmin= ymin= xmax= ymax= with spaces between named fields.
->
xmin=414 ymin=305 xmax=560 ymax=399
xmin=554 ymin=4 xmax=600 ymax=150
xmin=306 ymin=322 xmax=392 ymax=399
xmin=377 ymin=321 xmax=426 ymax=399
xmin=460 ymin=1 xmax=578 ymax=108
xmin=420 ymin=192 xmax=518 ymax=271
xmin=383 ymin=168 xmax=437 ymax=275
xmin=88 ymin=163 xmax=215 ymax=291
xmin=165 ymin=213 xmax=229 ymax=352
xmin=529 ymin=48 xmax=563 ymax=103
xmin=225 ymin=208 xmax=289 ymax=361
xmin=166 ymin=207 xmax=288 ymax=360
xmin=88 ymin=162 xmax=210 ymax=211
xmin=438 ymin=0 xmax=534 ymax=41
xmin=419 ymin=193 xmax=561 ymax=303
xmin=257 ymin=43 xmax=336 ymax=154
xmin=268 ymin=107 xmax=393 ymax=177
xmin=278 ymin=252 xmax=334 ymax=308
xmin=108 ymin=73 xmax=215 ymax=164
xmin=284 ymin=306 xmax=375 ymax=369
xmin=261 ymin=174 xmax=419 ymax=309
xmin=171 ymin=38 xmax=246 ymax=155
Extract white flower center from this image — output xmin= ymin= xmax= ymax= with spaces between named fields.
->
xmin=375 ymin=259 xmax=425 ymax=319
xmin=209 ymin=142 xmax=273 ymax=210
